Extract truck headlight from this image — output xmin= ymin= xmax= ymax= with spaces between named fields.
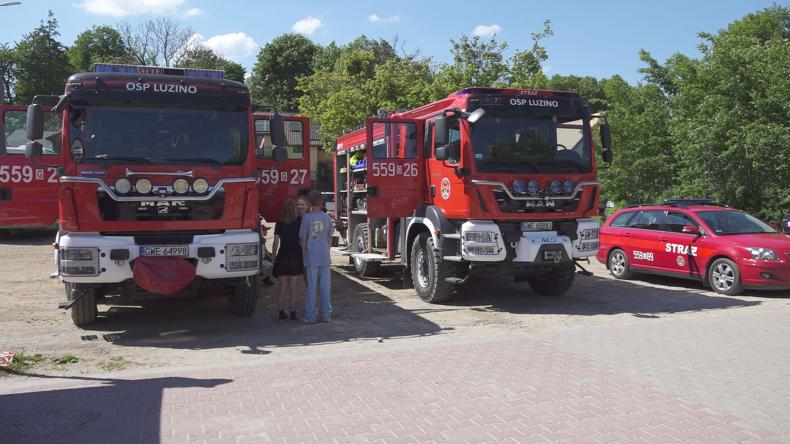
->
xmin=60 ymin=247 xmax=99 ymax=276
xmin=225 ymin=243 xmax=259 ymax=271
xmin=579 ymin=228 xmax=600 ymax=240
xmin=465 ymin=231 xmax=496 ymax=243
xmin=746 ymin=247 xmax=779 ymax=261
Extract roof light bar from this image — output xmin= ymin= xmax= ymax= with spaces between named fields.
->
xmin=92 ymin=63 xmax=224 ymax=79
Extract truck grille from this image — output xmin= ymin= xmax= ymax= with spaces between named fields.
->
xmin=493 ymin=190 xmax=581 ymax=214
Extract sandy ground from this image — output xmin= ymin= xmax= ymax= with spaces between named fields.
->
xmin=1 ymin=230 xmax=788 ymax=379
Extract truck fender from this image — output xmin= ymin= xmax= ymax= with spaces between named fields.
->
xmin=403 ymin=205 xmax=455 ymax=266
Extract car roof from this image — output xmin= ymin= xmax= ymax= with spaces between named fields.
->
xmin=618 ymin=205 xmax=736 ymax=213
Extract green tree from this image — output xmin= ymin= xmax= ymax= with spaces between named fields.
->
xmin=666 ymin=5 xmax=790 ymax=220
xmin=509 ymin=20 xmax=553 ymax=88
xmin=177 ymin=46 xmax=245 ymax=82
xmin=0 ymin=43 xmax=18 ymax=102
xmin=14 ymin=11 xmax=72 ymax=103
xmin=249 ymin=33 xmax=319 ymax=111
xmin=433 ymin=34 xmax=509 ymax=96
xmin=69 ymin=25 xmax=131 ymax=73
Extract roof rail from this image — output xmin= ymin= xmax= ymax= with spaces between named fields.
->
xmin=661 ymin=198 xmax=728 ymax=208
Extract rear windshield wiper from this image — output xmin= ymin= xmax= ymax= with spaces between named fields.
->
xmin=551 ymin=160 xmax=585 ymax=172
xmin=91 ymin=155 xmax=152 ymax=164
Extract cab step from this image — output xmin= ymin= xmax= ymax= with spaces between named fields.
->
xmin=350 ymin=253 xmax=388 ymax=261
xmin=442 ymin=233 xmax=461 ymax=240
xmin=442 ymin=256 xmax=464 ymax=262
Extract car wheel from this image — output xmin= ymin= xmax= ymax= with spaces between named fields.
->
xmin=708 ymin=258 xmax=743 ymax=295
xmin=608 ymin=249 xmax=633 ymax=279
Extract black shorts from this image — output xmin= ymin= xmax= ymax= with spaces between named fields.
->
xmin=272 ymin=257 xmax=303 ymax=277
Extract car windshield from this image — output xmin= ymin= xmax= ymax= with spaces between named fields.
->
xmin=697 ymin=210 xmax=776 ymax=235
xmin=469 ymin=113 xmax=591 ymax=173
xmin=67 ymin=104 xmax=249 ymax=166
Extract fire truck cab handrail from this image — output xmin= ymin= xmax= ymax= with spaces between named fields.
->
xmin=470 ymin=179 xmax=601 ymax=201
xmin=59 ymin=176 xmax=256 ymax=202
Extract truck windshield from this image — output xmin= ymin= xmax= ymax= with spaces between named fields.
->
xmin=469 ymin=113 xmax=591 ymax=173
xmin=67 ymin=104 xmax=249 ymax=166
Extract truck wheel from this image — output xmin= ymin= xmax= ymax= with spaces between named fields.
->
xmin=608 ymin=248 xmax=633 ymax=279
xmin=527 ymin=261 xmax=576 ymax=295
xmin=66 ymin=283 xmax=97 ymax=327
xmin=229 ymin=279 xmax=257 ymax=316
xmin=708 ymin=258 xmax=743 ymax=296
xmin=352 ymin=223 xmax=380 ymax=277
xmin=410 ymin=232 xmax=453 ymax=303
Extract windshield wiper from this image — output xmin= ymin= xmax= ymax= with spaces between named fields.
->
xmin=91 ymin=155 xmax=152 ymax=164
xmin=156 ymin=158 xmax=223 ymax=166
xmin=551 ymin=160 xmax=585 ymax=172
xmin=484 ymin=159 xmax=539 ymax=171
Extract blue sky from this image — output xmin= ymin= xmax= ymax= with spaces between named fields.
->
xmin=0 ymin=0 xmax=783 ymax=84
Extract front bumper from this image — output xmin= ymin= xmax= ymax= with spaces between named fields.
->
xmin=458 ymin=219 xmax=600 ymax=263
xmin=738 ymin=258 xmax=790 ymax=290
xmin=57 ymin=230 xmax=260 ymax=284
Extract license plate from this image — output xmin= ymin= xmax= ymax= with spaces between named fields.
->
xmin=521 ymin=221 xmax=553 ymax=232
xmin=139 ymin=246 xmax=189 ymax=257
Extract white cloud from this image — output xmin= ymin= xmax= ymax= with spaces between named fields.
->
xmin=183 ymin=7 xmax=204 ymax=18
xmin=472 ymin=24 xmax=502 ymax=37
xmin=292 ymin=17 xmax=323 ymax=35
xmin=75 ymin=0 xmax=202 ymax=18
xmin=368 ymin=14 xmax=399 ymax=23
xmin=189 ymin=33 xmax=259 ymax=61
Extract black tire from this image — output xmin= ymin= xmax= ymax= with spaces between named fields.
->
xmin=410 ymin=232 xmax=453 ymax=303
xmin=608 ymin=248 xmax=633 ymax=279
xmin=708 ymin=258 xmax=743 ymax=296
xmin=527 ymin=261 xmax=576 ymax=295
xmin=229 ymin=279 xmax=257 ymax=316
xmin=352 ymin=223 xmax=380 ymax=277
xmin=66 ymin=283 xmax=97 ymax=327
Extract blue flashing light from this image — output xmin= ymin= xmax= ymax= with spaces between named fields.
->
xmin=92 ymin=63 xmax=224 ymax=79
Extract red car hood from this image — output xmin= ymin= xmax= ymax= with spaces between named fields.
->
xmin=720 ymin=232 xmax=790 ymax=250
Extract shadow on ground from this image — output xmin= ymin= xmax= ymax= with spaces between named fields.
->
xmin=75 ymin=271 xmax=443 ymax=355
xmin=0 ymin=230 xmax=56 ymax=246
xmin=0 ymin=374 xmax=230 ymax=444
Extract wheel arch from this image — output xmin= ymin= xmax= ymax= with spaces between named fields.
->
xmin=605 ymin=246 xmax=626 ymax=270
xmin=703 ymin=254 xmax=736 ymax=287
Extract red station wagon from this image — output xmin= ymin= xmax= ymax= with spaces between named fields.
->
xmin=597 ymin=199 xmax=790 ymax=295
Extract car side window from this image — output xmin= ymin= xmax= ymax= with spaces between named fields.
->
xmin=626 ymin=210 xmax=665 ymax=230
xmin=609 ymin=211 xmax=636 ymax=227
xmin=665 ymin=211 xmax=699 ymax=233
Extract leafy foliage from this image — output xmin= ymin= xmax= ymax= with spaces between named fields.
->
xmin=69 ymin=25 xmax=132 ymax=73
xmin=13 ymin=11 xmax=73 ymax=103
xmin=178 ymin=46 xmax=245 ymax=82
xmin=249 ymin=33 xmax=319 ymax=111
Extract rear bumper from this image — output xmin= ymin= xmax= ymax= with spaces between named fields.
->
xmin=739 ymin=259 xmax=790 ymax=290
xmin=57 ymin=230 xmax=259 ymax=284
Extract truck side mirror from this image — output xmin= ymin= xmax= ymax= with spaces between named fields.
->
xmin=25 ymin=141 xmax=43 ymax=160
xmin=602 ymin=149 xmax=613 ymax=164
xmin=269 ymin=114 xmax=286 ymax=147
xmin=433 ymin=117 xmax=448 ymax=146
xmin=27 ymin=104 xmax=44 ymax=141
xmin=435 ymin=145 xmax=448 ymax=161
xmin=272 ymin=145 xmax=287 ymax=163
xmin=600 ymin=122 xmax=612 ymax=150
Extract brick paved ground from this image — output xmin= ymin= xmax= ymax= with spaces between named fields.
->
xmin=0 ymin=335 xmax=783 ymax=444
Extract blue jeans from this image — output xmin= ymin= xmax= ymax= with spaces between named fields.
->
xmin=304 ymin=265 xmax=332 ymax=321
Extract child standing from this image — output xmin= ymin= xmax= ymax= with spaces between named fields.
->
xmin=299 ymin=190 xmax=333 ymax=323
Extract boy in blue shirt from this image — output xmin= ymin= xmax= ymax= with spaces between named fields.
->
xmin=299 ymin=190 xmax=334 ymax=322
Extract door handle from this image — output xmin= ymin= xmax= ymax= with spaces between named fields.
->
xmin=658 ymin=237 xmax=667 ymax=241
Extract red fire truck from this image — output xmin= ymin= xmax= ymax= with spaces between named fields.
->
xmin=334 ymin=87 xmax=612 ymax=302
xmin=252 ymin=113 xmax=311 ymax=222
xmin=23 ymin=63 xmax=287 ymax=326
xmin=0 ymin=98 xmax=61 ymax=230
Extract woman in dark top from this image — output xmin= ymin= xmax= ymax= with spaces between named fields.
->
xmin=272 ymin=199 xmax=303 ymax=320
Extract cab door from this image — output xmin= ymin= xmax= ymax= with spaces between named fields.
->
xmin=364 ymin=118 xmax=425 ymax=217
xmin=253 ymin=115 xmax=311 ymax=222
xmin=0 ymin=105 xmax=61 ymax=229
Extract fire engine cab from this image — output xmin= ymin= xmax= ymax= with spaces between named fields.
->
xmin=24 ymin=64 xmax=287 ymax=326
xmin=1 ymin=88 xmax=61 ymax=230
xmin=334 ymin=88 xmax=612 ymax=302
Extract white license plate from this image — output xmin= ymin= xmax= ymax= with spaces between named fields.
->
xmin=521 ymin=221 xmax=553 ymax=232
xmin=139 ymin=246 xmax=189 ymax=257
